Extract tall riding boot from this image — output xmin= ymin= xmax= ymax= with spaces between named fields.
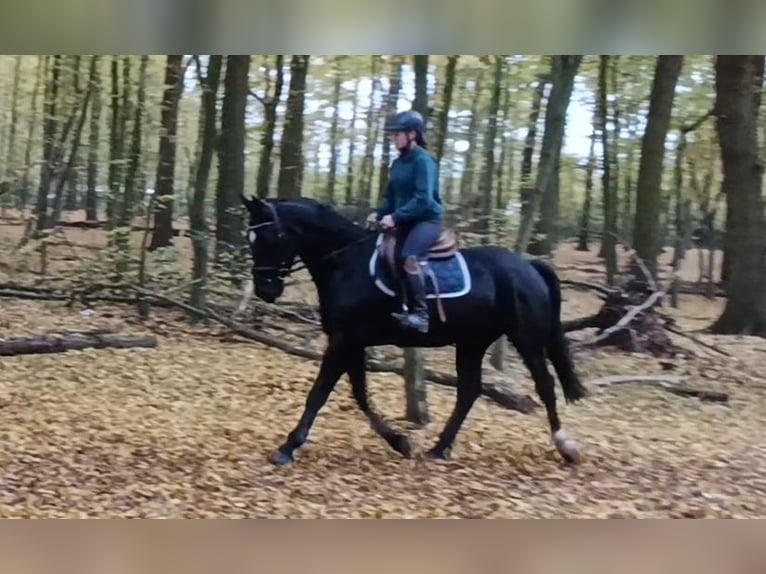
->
xmin=391 ymin=263 xmax=429 ymax=333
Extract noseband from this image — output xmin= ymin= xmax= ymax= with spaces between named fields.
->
xmin=248 ymin=201 xmax=293 ymax=278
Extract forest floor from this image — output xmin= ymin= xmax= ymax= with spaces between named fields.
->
xmin=0 ymin=213 xmax=765 ymax=518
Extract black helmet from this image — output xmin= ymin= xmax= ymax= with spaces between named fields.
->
xmin=384 ymin=110 xmax=426 ymax=135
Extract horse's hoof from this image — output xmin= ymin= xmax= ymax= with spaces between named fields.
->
xmin=425 ymin=446 xmax=450 ymax=460
xmin=553 ymin=430 xmax=581 ymax=465
xmin=270 ymin=449 xmax=294 ymax=466
xmin=391 ymin=434 xmax=412 ymax=458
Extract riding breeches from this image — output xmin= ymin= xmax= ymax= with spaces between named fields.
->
xmin=394 ymin=220 xmax=442 ymax=268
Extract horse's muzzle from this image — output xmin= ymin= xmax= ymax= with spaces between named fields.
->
xmin=253 ymin=275 xmax=283 ymax=303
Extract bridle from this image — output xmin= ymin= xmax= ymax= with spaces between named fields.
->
xmin=246 ymin=202 xmax=376 ymax=281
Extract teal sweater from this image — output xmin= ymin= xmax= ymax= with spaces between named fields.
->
xmin=376 ymin=146 xmax=443 ymax=225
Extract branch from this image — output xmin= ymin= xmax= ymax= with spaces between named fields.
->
xmin=681 ymin=108 xmax=714 ymax=134
xmin=248 ymin=89 xmax=266 ymax=105
xmin=0 ymin=284 xmax=178 ymax=308
xmin=577 ymin=289 xmax=666 ymax=348
xmin=590 ymin=375 xmax=728 ymax=403
xmin=130 ymin=286 xmax=538 ymax=414
xmin=631 ymin=252 xmax=658 ymax=292
xmin=665 ymin=324 xmax=733 ymax=357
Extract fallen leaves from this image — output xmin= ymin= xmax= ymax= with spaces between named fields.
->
xmin=1 ymin=322 xmax=764 ymax=519
xmin=1 ymin=252 xmax=766 ymax=517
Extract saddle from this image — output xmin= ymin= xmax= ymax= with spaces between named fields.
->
xmin=377 ymin=229 xmax=459 ymax=323
xmin=378 ymin=229 xmax=458 ymax=269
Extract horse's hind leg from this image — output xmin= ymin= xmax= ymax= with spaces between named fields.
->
xmin=426 ymin=341 xmax=487 ymax=460
xmin=346 ymin=347 xmax=411 ymax=458
xmin=270 ymin=336 xmax=347 ymax=466
xmin=516 ymin=344 xmax=581 ymax=464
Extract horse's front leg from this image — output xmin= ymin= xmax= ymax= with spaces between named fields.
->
xmin=346 ymin=346 xmax=412 ymax=458
xmin=271 ymin=336 xmax=348 ymax=466
xmin=426 ymin=342 xmax=487 ymax=460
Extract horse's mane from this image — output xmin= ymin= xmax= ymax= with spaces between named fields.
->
xmin=270 ymin=197 xmax=367 ymax=243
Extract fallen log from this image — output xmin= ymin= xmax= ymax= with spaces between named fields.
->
xmin=590 ymin=375 xmax=729 ymax=403
xmin=0 ymin=331 xmax=157 ymax=356
xmin=584 ymin=289 xmax=666 ymax=347
xmin=563 ymin=290 xmax=631 ymax=333
xmin=131 ymin=286 xmax=538 ymax=415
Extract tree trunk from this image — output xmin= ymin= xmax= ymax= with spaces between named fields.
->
xmin=255 ymin=54 xmax=285 ymax=199
xmin=105 ymin=56 xmax=122 ymax=229
xmin=190 ymin=55 xmax=222 ymax=312
xmin=19 ymin=56 xmax=44 ymax=212
xmin=85 ymin=56 xmax=101 ymax=221
xmin=494 ymin=64 xmax=513 ymax=211
xmin=412 ymin=55 xmax=429 ymax=117
xmin=325 ymin=56 xmax=344 ymax=204
xmin=476 ymin=56 xmax=504 ymax=243
xmin=343 ymin=79 xmax=361 ymax=206
xmin=276 ymin=55 xmax=309 ymax=200
xmin=599 ymin=55 xmax=619 ymax=284
xmin=515 ymin=55 xmax=582 ymax=254
xmin=576 ymin=116 xmax=598 ymax=251
xmin=33 ymin=55 xmax=61 ymax=233
xmin=118 ymin=55 xmax=148 ymax=229
xmin=621 ymin=115 xmax=638 ymax=246
xmin=609 ymin=56 xmax=622 ymax=236
xmin=459 ymin=65 xmax=485 ymax=211
xmin=255 ymin=55 xmax=284 ymax=199
xmin=517 ymin=74 xmax=549 ymax=226
xmin=63 ymin=56 xmax=83 ymax=213
xmin=631 ymin=55 xmax=684 ymax=280
xmin=404 ymin=54 xmax=432 ymax=427
xmin=377 ymin=56 xmax=404 ymax=203
xmin=49 ymin=64 xmax=93 ymax=227
xmin=710 ymin=55 xmax=766 ymax=335
xmin=148 ymin=54 xmax=184 ymax=251
xmin=356 ymin=56 xmax=381 ymax=210
xmin=4 ymin=55 xmax=22 ymax=186
xmin=433 ymin=55 xmax=458 ymax=167
xmin=529 ymin=56 xmax=583 ymax=256
xmin=215 ymin=55 xmax=250 ymax=262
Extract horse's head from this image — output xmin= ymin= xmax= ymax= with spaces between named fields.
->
xmin=241 ymin=195 xmax=300 ymax=303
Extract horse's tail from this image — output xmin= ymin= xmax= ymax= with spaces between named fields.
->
xmin=528 ymin=258 xmax=588 ymax=404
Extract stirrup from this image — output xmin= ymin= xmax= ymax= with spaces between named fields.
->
xmin=391 ymin=310 xmax=429 ymax=333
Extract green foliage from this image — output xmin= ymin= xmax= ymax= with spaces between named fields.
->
xmin=0 ymin=53 xmax=736 ymax=252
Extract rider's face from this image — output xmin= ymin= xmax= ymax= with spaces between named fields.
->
xmin=390 ymin=130 xmax=412 ymax=150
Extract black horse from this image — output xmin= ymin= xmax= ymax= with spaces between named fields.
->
xmin=242 ymin=195 xmax=587 ymax=466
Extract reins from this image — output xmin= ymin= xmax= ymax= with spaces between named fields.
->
xmin=247 ymin=203 xmax=379 ymax=279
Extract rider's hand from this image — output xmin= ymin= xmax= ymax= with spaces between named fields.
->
xmin=365 ymin=211 xmax=378 ymax=229
xmin=380 ymin=214 xmax=395 ymax=230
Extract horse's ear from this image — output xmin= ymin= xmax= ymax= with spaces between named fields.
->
xmin=242 ymin=193 xmax=266 ymax=214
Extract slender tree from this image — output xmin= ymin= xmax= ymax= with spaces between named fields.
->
xmin=149 ymin=54 xmax=185 ymax=251
xmin=215 ymin=55 xmax=250 ymax=261
xmin=276 ymin=55 xmax=309 ymax=199
xmin=631 ymin=55 xmax=684 ymax=279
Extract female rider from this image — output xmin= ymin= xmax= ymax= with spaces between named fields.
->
xmin=367 ymin=109 xmax=443 ymax=333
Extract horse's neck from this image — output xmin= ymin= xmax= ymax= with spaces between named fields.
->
xmin=295 ymin=222 xmax=366 ymax=301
